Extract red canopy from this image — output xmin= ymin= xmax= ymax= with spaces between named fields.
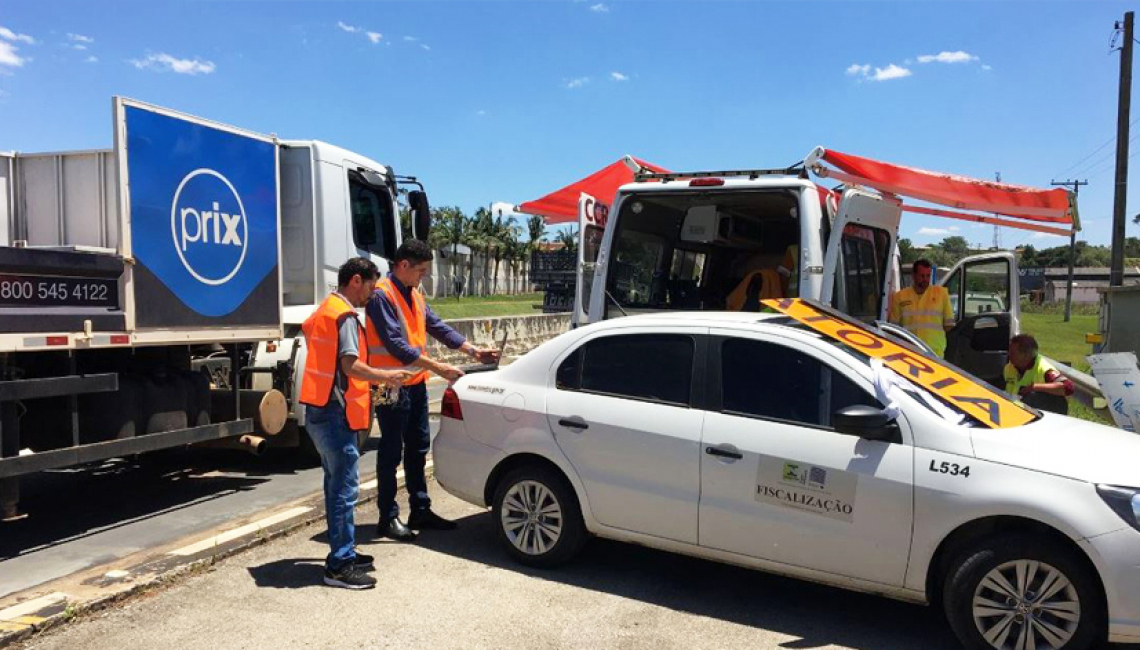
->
xmin=808 ymin=148 xmax=1079 ymax=236
xmin=517 ymin=157 xmax=670 ymax=223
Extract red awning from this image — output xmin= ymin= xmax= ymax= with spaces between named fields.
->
xmin=517 ymin=157 xmax=670 ymax=223
xmin=807 ymin=147 xmax=1079 ymax=236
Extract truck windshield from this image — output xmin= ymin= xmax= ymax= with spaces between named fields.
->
xmin=605 ymin=189 xmax=801 ymax=316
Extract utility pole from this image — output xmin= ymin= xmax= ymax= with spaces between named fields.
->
xmin=1051 ymin=179 xmax=1088 ymax=321
xmin=1111 ymin=11 xmax=1134 ymax=287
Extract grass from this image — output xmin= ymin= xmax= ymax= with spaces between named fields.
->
xmin=1020 ymin=311 xmax=1111 ymax=424
xmin=430 ymin=292 xmax=545 ymax=320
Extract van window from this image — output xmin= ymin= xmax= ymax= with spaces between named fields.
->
xmin=605 ymin=190 xmax=801 ymax=317
xmin=833 ymin=223 xmax=891 ymax=321
xmin=348 ymin=171 xmax=396 ymax=259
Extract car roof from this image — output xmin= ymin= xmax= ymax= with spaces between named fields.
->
xmin=584 ymin=311 xmax=791 ymax=331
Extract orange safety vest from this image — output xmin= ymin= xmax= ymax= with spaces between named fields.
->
xmin=299 ymin=293 xmax=372 ymax=431
xmin=365 ymin=278 xmax=430 ymax=386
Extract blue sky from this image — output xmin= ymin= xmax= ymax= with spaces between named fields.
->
xmin=1 ymin=0 xmax=1138 ymax=249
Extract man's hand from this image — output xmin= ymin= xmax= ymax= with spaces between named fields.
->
xmin=1019 ymin=384 xmax=1035 ymax=398
xmin=438 ymin=363 xmax=465 ymax=383
xmin=470 ymin=345 xmax=501 ymax=365
xmin=375 ymin=369 xmax=414 ymax=387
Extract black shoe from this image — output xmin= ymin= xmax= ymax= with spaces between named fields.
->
xmin=323 ymin=565 xmax=377 ymax=590
xmin=408 ymin=508 xmax=458 ymax=531
xmin=378 ymin=518 xmax=417 ymax=542
xmin=353 ymin=551 xmax=374 ymax=570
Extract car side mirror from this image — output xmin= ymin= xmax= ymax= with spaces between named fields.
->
xmin=833 ymin=404 xmax=897 ymax=442
xmin=408 ymin=190 xmax=431 ymax=242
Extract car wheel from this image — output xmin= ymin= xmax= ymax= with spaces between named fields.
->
xmin=492 ymin=465 xmax=586 ymax=568
xmin=943 ymin=534 xmax=1104 ymax=650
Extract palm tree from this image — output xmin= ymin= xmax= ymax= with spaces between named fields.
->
xmin=463 ymin=211 xmax=489 ymax=296
xmin=556 ymin=227 xmax=578 ymax=254
xmin=524 ymin=215 xmax=547 ymax=291
xmin=430 ymin=207 xmax=465 ymax=296
xmin=489 ymin=214 xmax=518 ymax=295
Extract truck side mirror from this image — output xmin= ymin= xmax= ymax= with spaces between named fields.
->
xmin=408 ymin=191 xmax=431 ymax=242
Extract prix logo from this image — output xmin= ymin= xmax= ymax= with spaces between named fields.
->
xmin=169 ymin=169 xmax=249 ymax=286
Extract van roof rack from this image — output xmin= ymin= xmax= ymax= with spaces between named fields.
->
xmin=630 ymin=160 xmax=806 ymax=183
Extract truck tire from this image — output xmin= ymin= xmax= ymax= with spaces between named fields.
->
xmin=491 ymin=465 xmax=586 ymax=568
xmin=943 ymin=534 xmax=1104 ymax=650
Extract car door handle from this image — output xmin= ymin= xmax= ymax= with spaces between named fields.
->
xmin=705 ymin=446 xmax=743 ymax=460
xmin=559 ymin=418 xmax=589 ymax=431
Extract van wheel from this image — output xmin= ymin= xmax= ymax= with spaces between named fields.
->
xmin=491 ymin=466 xmax=586 ymax=568
xmin=943 ymin=534 xmax=1104 ymax=650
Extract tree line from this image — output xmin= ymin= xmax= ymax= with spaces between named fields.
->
xmin=898 ymin=235 xmax=1140 ymax=269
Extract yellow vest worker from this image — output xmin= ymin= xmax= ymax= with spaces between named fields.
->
xmin=727 ymin=268 xmax=784 ymax=312
xmin=889 ymin=285 xmax=953 ymax=356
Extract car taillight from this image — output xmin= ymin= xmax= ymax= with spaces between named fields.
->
xmin=689 ymin=177 xmax=725 ymax=187
xmin=441 ymin=387 xmax=464 ymax=420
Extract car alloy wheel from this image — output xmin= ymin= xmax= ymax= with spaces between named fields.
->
xmin=500 ymin=480 xmax=564 ymax=556
xmin=972 ymin=559 xmax=1080 ymax=650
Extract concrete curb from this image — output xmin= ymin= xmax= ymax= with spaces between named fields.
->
xmin=0 ymin=465 xmax=431 ymax=648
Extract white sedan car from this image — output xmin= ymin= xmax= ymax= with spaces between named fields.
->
xmin=433 ymin=299 xmax=1140 ymax=650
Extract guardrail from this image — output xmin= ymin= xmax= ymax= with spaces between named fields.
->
xmin=1045 ymin=356 xmax=1110 ymax=419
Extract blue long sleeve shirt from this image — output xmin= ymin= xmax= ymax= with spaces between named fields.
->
xmin=365 ymin=273 xmax=466 ymax=365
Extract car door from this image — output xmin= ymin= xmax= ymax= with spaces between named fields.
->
xmin=939 ymin=252 xmax=1020 ymax=387
xmin=821 ymin=188 xmax=903 ymax=323
xmin=545 ymin=328 xmax=705 ymax=544
xmin=698 ymin=330 xmax=915 ymax=586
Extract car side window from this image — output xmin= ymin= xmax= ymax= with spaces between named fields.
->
xmin=720 ymin=338 xmax=878 ymax=429
xmin=558 ymin=334 xmax=694 ymax=406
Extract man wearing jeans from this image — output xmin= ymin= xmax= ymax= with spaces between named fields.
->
xmin=366 ymin=240 xmax=500 ymax=541
xmin=299 ymin=257 xmax=412 ymax=589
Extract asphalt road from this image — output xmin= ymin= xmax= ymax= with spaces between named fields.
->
xmin=13 ymin=480 xmax=964 ymax=650
xmin=0 ymin=412 xmax=442 ymax=602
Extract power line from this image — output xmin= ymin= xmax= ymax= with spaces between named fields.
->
xmin=1054 ymin=117 xmax=1140 ymax=178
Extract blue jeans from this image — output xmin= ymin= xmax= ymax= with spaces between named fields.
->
xmin=376 ymin=382 xmax=431 ymax=522
xmin=305 ymin=403 xmax=360 ymax=571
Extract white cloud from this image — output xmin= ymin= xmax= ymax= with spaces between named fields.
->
xmin=67 ymin=33 xmax=94 ymax=44
xmin=846 ymin=62 xmax=911 ymax=82
xmin=917 ymin=50 xmax=979 ymax=64
xmin=1032 ymin=232 xmax=1064 ymax=240
xmin=0 ymin=26 xmax=36 ymax=45
xmin=70 ymin=43 xmax=88 ymax=51
xmin=611 ymin=71 xmax=628 ymax=82
xmin=871 ymin=64 xmax=912 ymax=81
xmin=491 ymin=202 xmax=525 ymax=218
xmin=590 ymin=3 xmax=609 ymax=12
xmin=367 ymin=31 xmax=382 ymax=44
xmin=337 ymin=21 xmax=360 ymax=33
xmin=476 ymin=109 xmax=486 ymax=116
xmin=982 ymin=64 xmax=993 ymax=71
xmin=917 ymin=227 xmax=956 ymax=236
xmin=0 ymin=41 xmax=27 ymax=68
xmin=129 ymin=52 xmax=215 ymax=75
xmin=404 ymin=36 xmax=418 ymax=42
xmin=566 ymin=76 xmax=590 ymax=89
xmin=421 ymin=44 xmax=430 ymax=51
xmin=85 ymin=55 xmax=98 ymax=63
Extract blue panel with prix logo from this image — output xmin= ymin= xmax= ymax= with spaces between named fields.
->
xmin=124 ymin=105 xmax=279 ymax=328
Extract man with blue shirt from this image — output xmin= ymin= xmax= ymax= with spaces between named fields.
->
xmin=366 ymin=240 xmax=500 ymax=541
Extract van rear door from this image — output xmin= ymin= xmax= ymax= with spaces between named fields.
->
xmin=821 ymin=189 xmax=902 ymax=322
xmin=573 ymin=193 xmax=608 ymax=327
xmin=938 ymin=251 xmax=1020 ymax=387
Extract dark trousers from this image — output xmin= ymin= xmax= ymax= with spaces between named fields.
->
xmin=376 ymin=382 xmax=431 ymax=522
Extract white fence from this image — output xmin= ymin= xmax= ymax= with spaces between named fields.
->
xmin=420 ymin=249 xmax=537 ymax=299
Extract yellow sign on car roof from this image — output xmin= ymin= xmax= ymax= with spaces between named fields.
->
xmin=763 ymin=298 xmax=1036 ymax=429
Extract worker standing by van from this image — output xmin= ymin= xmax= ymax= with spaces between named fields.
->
xmin=299 ymin=257 xmax=413 ymax=590
xmin=889 ymin=259 xmax=955 ymax=357
xmin=366 ymin=240 xmax=500 ymax=541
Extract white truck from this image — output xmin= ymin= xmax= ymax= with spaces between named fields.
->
xmin=573 ymin=149 xmax=1079 ymax=388
xmin=0 ymin=98 xmax=429 ymax=519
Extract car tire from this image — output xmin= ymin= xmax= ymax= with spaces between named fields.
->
xmin=491 ymin=465 xmax=587 ymax=568
xmin=943 ymin=534 xmax=1104 ymax=650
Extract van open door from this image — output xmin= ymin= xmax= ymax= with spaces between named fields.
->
xmin=572 ymin=192 xmax=608 ymax=327
xmin=938 ymin=251 xmax=1020 ymax=387
xmin=821 ymin=188 xmax=902 ymax=322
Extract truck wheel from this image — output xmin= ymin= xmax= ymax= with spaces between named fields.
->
xmin=491 ymin=465 xmax=586 ymax=568
xmin=943 ymin=534 xmax=1104 ymax=650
